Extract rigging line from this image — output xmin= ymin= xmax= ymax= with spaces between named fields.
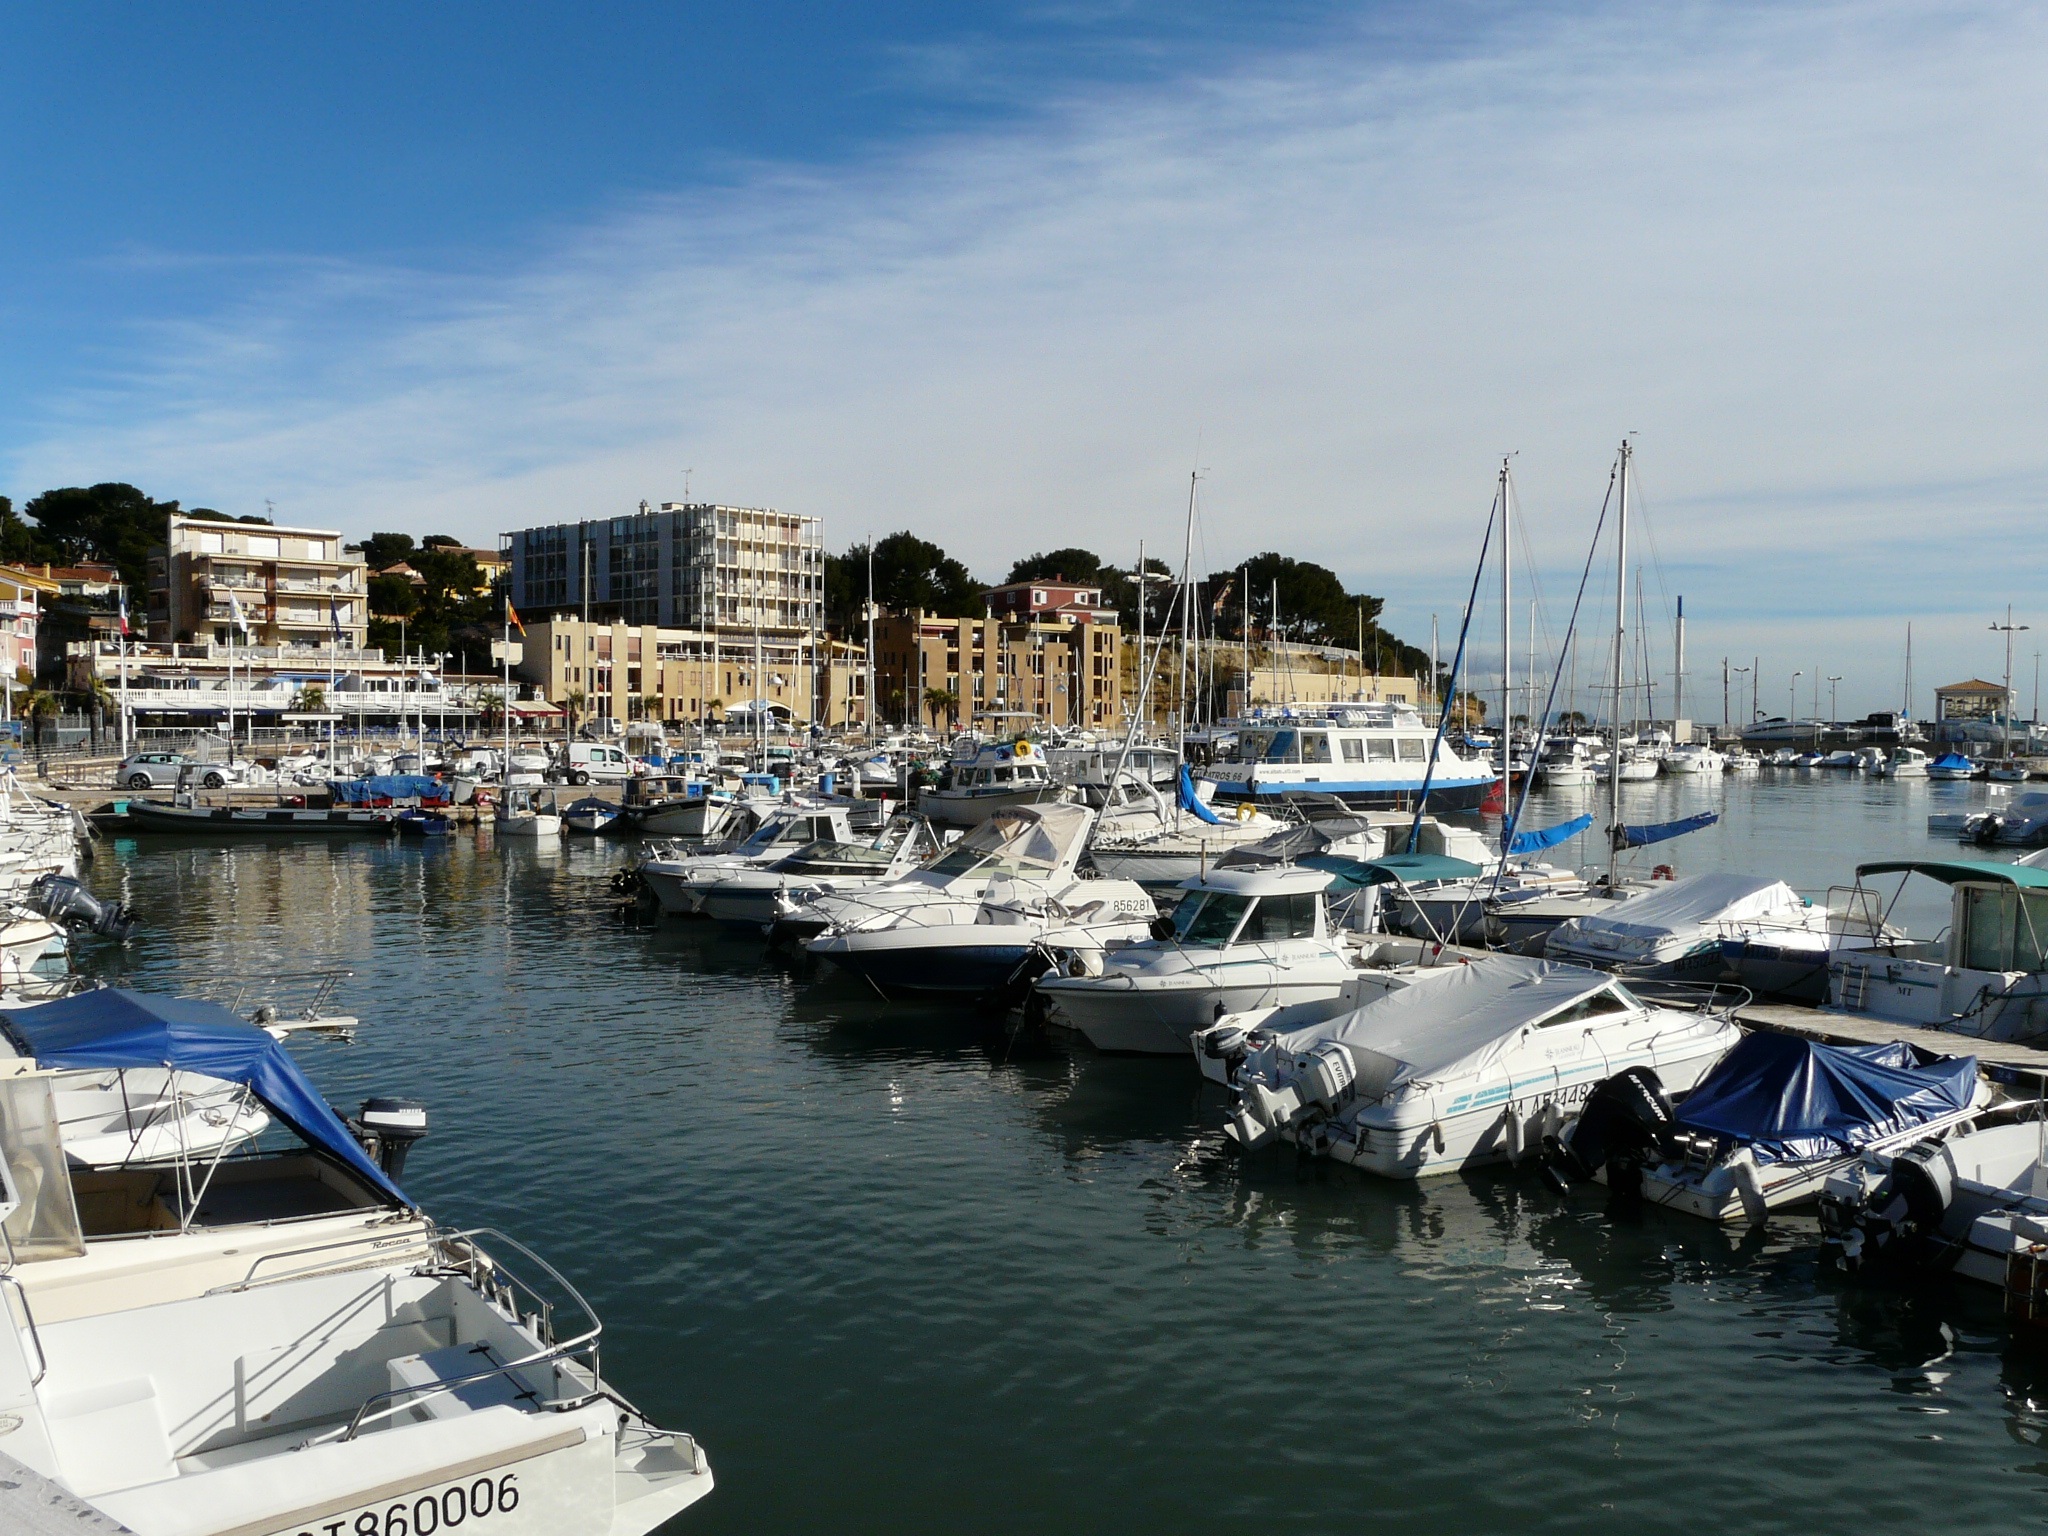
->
xmin=1406 ymin=483 xmax=1501 ymax=855
xmin=1496 ymin=462 xmax=1618 ymax=890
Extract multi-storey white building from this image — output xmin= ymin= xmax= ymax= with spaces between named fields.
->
xmin=503 ymin=501 xmax=824 ymax=633
xmin=148 ymin=515 xmax=368 ymax=649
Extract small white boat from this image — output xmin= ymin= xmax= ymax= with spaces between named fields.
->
xmin=638 ymin=803 xmax=866 ymax=914
xmin=1990 ymin=760 xmax=2033 ymax=783
xmin=493 ymin=784 xmax=561 ymax=838
xmin=1556 ymin=1031 xmax=1990 ymax=1223
xmin=1660 ymin=744 xmax=1725 ymax=775
xmin=921 ymin=738 xmax=1068 ymax=828
xmin=1033 ymin=865 xmax=1359 ymax=1055
xmin=1875 ymin=747 xmax=1928 ymax=778
xmin=1544 ymin=871 xmax=1828 ymax=981
xmin=1084 ymin=773 xmax=1285 ymax=886
xmin=1207 ymin=957 xmax=1741 ymax=1178
xmin=694 ymin=816 xmax=938 ymax=927
xmin=561 ymin=795 xmax=622 ymax=834
xmin=1926 ymin=750 xmax=1979 ymax=780
xmin=1722 ymin=750 xmax=1762 ymax=774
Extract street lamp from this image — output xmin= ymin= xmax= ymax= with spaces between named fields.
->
xmin=1991 ymin=607 xmax=2030 ymax=758
xmin=1731 ymin=665 xmax=1750 ymax=734
xmin=1790 ymin=671 xmax=1801 ymax=724
xmin=1827 ymin=675 xmax=1842 ymax=723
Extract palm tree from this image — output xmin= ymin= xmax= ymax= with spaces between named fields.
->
xmin=80 ymin=676 xmax=115 ymax=752
xmin=923 ymin=686 xmax=960 ymax=731
xmin=702 ymin=699 xmax=725 ymax=731
xmin=563 ymin=688 xmax=587 ymax=739
xmin=19 ymin=684 xmax=60 ymax=765
xmin=477 ymin=688 xmax=507 ymax=735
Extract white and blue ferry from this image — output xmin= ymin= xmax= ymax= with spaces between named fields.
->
xmin=1203 ymin=704 xmax=1495 ymax=811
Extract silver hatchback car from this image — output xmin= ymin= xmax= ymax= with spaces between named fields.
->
xmin=117 ymin=752 xmax=205 ymax=789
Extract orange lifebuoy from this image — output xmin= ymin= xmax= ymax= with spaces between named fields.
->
xmin=1652 ymin=864 xmax=1675 ymax=881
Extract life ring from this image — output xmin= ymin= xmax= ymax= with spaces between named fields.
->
xmin=1652 ymin=864 xmax=1675 ymax=881
xmin=1235 ymin=801 xmax=1256 ymax=822
xmin=1012 ymin=739 xmax=1034 ymax=759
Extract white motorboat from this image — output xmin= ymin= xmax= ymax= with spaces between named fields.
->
xmin=1926 ymin=750 xmax=1978 ymax=780
xmin=1084 ymin=771 xmax=1286 ymax=886
xmin=1201 ymin=702 xmax=1495 ymax=811
xmin=920 ymin=737 xmax=1068 ymax=828
xmin=0 ymin=986 xmax=712 ymax=1534
xmin=1722 ymin=750 xmax=1762 ymax=774
xmin=694 ymin=816 xmax=939 ymax=927
xmin=804 ymin=804 xmax=1158 ymax=997
xmin=1822 ymin=858 xmax=2048 ymax=1043
xmin=493 ymin=784 xmax=561 ymax=838
xmin=1819 ymin=1117 xmax=2048 ymax=1291
xmin=1208 ymin=957 xmax=1742 ymax=1178
xmin=1874 ymin=746 xmax=1929 ymax=778
xmin=1660 ymin=744 xmax=1725 ymax=775
xmin=1033 ymin=866 xmax=1359 ymax=1054
xmin=1820 ymin=749 xmax=1863 ymax=770
xmin=638 ymin=803 xmax=867 ymax=914
xmin=1555 ymin=1031 xmax=1989 ymax=1223
xmin=561 ymin=795 xmax=622 ymax=834
xmin=1991 ymin=760 xmax=2034 ymax=783
xmin=1544 ymin=871 xmax=1830 ymax=981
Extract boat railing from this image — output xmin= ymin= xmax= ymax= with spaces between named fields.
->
xmin=325 ymin=1225 xmax=608 ymax=1443
xmin=0 ymin=1266 xmax=49 ymax=1386
xmin=1621 ymin=976 xmax=1753 ymax=1020
xmin=184 ymin=968 xmax=354 ymax=1024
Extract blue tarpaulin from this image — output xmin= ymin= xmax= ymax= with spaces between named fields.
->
xmin=1615 ymin=810 xmax=1719 ymax=849
xmin=1507 ymin=813 xmax=1593 ymax=856
xmin=1675 ymin=1031 xmax=1977 ymax=1165
xmin=0 ymin=989 xmax=410 ymax=1205
xmin=1177 ymin=765 xmax=1226 ymax=825
xmin=332 ymin=775 xmax=449 ymax=806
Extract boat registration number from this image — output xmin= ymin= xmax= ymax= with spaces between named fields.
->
xmin=282 ymin=1472 xmax=521 ymax=1536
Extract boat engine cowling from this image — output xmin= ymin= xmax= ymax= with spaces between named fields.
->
xmin=352 ymin=1097 xmax=429 ymax=1180
xmin=26 ymin=874 xmax=136 ymax=939
xmin=1549 ymin=1066 xmax=1674 ymax=1182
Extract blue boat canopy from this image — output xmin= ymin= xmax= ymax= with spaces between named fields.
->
xmin=1674 ymin=1031 xmax=1977 ymax=1165
xmin=0 ymin=989 xmax=409 ymax=1205
xmin=1299 ymin=852 xmax=1485 ymax=888
xmin=1176 ymin=765 xmax=1226 ymax=826
xmin=1931 ymin=751 xmax=1975 ymax=769
xmin=1508 ymin=813 xmax=1594 ymax=856
xmin=1614 ymin=810 xmax=1719 ymax=849
xmin=332 ymin=774 xmax=449 ymax=806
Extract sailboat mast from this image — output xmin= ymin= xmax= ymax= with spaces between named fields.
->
xmin=1178 ymin=472 xmax=1196 ymax=754
xmin=1610 ymin=441 xmax=1630 ymax=890
xmin=1499 ymin=458 xmax=1512 ymax=838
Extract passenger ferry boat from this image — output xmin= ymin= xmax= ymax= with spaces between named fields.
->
xmin=1202 ymin=705 xmax=1494 ymax=810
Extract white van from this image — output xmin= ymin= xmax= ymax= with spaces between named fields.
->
xmin=559 ymin=741 xmax=638 ymax=784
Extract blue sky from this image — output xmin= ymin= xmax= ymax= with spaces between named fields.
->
xmin=5 ymin=2 xmax=2045 ymax=715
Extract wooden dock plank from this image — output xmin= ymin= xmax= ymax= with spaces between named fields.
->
xmin=1735 ymin=1001 xmax=2048 ymax=1076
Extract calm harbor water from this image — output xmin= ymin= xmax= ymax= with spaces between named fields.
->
xmin=70 ymin=771 xmax=2048 ymax=1534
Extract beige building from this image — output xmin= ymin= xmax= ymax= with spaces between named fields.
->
xmin=519 ymin=617 xmax=862 ymax=727
xmin=150 ymin=515 xmax=368 ymax=650
xmin=872 ymin=611 xmax=1122 ymax=730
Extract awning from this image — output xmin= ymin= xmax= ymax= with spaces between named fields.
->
xmin=511 ymin=701 xmax=563 ymax=717
xmin=0 ymin=989 xmax=408 ymax=1205
xmin=1856 ymin=859 xmax=2048 ymax=889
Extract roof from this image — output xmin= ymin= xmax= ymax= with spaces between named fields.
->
xmin=1934 ymin=679 xmax=2008 ymax=694
xmin=1856 ymin=859 xmax=2048 ymax=889
xmin=0 ymin=988 xmax=407 ymax=1205
xmin=1277 ymin=958 xmax=1610 ymax=1083
xmin=1176 ymin=865 xmax=1335 ymax=895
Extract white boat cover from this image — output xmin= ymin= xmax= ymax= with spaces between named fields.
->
xmin=981 ymin=803 xmax=1092 ymax=868
xmin=1558 ymin=872 xmax=1804 ymax=943
xmin=1275 ymin=957 xmax=1609 ymax=1087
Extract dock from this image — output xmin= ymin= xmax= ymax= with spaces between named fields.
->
xmin=1736 ymin=1001 xmax=2048 ymax=1080
xmin=0 ymin=1451 xmax=131 ymax=1533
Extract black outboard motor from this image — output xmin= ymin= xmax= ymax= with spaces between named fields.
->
xmin=26 ymin=873 xmax=136 ymax=940
xmin=352 ymin=1097 xmax=429 ymax=1180
xmin=1547 ymin=1066 xmax=1676 ymax=1184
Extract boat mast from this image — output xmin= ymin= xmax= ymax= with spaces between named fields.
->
xmin=1135 ymin=539 xmax=1146 ymax=735
xmin=1610 ymin=440 xmax=1629 ymax=890
xmin=1498 ymin=457 xmax=1512 ymax=847
xmin=864 ymin=539 xmax=875 ymax=739
xmin=1178 ymin=470 xmax=1196 ymax=759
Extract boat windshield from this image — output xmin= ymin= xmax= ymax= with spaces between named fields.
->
xmin=920 ymin=814 xmax=1069 ymax=880
xmin=1171 ymin=892 xmax=1253 ymax=945
xmin=786 ymin=840 xmax=892 ymax=869
xmin=1957 ymin=886 xmax=2048 ymax=972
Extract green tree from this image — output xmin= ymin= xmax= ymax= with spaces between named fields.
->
xmin=0 ymin=498 xmax=37 ymax=565
xmin=1004 ymin=548 xmax=1108 ymax=586
xmin=368 ymin=573 xmax=420 ymax=618
xmin=823 ymin=532 xmax=984 ymax=628
xmin=20 ymin=483 xmax=182 ymax=595
xmin=563 ymin=688 xmax=588 ymax=738
xmin=923 ymin=686 xmax=959 ymax=730
xmin=356 ymin=532 xmax=417 ymax=570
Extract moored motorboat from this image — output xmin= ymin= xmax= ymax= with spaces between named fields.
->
xmin=561 ymin=795 xmax=622 ymax=834
xmin=1544 ymin=871 xmax=1828 ymax=980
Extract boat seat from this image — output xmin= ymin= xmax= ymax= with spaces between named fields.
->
xmin=45 ymin=1376 xmax=175 ymax=1497
xmin=386 ymin=1343 xmax=542 ymax=1423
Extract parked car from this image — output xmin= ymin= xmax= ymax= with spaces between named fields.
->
xmin=555 ymin=741 xmax=638 ymax=784
xmin=117 ymin=752 xmax=190 ymax=789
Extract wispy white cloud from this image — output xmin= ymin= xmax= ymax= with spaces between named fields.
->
xmin=11 ymin=1 xmax=2048 ymax=709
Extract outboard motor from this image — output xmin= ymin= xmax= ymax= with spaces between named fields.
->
xmin=1547 ymin=1067 xmax=1675 ymax=1185
xmin=352 ymin=1097 xmax=429 ymax=1180
xmin=26 ymin=873 xmax=136 ymax=940
xmin=1821 ymin=1139 xmax=1955 ymax=1273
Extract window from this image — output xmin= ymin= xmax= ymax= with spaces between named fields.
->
xmin=1397 ymin=738 xmax=1427 ymax=761
xmin=1300 ymin=734 xmax=1333 ymax=764
xmin=1262 ymin=731 xmax=1300 ymax=763
xmin=1341 ymin=738 xmax=1365 ymax=763
xmin=1175 ymin=893 xmax=1251 ymax=945
xmin=1367 ymin=738 xmax=1396 ymax=761
xmin=198 ymin=531 xmax=224 ymax=554
xmin=1539 ymin=989 xmax=1633 ymax=1027
xmin=1243 ymin=892 xmax=1320 ymax=941
xmin=1961 ymin=886 xmax=2014 ymax=971
xmin=246 ymin=535 xmax=280 ymax=558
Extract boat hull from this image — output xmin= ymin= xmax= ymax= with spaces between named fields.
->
xmin=1044 ymin=973 xmax=1357 ymax=1054
xmin=809 ymin=928 xmax=1043 ymax=995
xmin=122 ymin=802 xmax=399 ymax=835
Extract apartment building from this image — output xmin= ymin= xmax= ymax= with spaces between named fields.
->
xmin=0 ymin=567 xmax=57 ymax=682
xmin=871 ymin=611 xmax=1123 ymax=730
xmin=149 ymin=515 xmax=368 ymax=650
xmin=503 ymin=501 xmax=823 ymax=633
xmin=519 ymin=617 xmax=861 ymax=727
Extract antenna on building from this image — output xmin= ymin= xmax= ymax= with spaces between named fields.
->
xmin=264 ymin=499 xmax=275 ymax=522
xmin=684 ymin=469 xmax=693 ymax=503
